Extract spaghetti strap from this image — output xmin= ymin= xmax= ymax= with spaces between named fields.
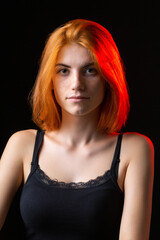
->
xmin=111 ymin=133 xmax=123 ymax=180
xmin=31 ymin=130 xmax=45 ymax=173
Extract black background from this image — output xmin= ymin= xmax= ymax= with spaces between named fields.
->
xmin=0 ymin=0 xmax=159 ymax=239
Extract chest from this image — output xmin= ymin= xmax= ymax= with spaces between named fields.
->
xmin=37 ymin=140 xmax=116 ymax=183
xmin=23 ymin=135 xmax=126 ymax=191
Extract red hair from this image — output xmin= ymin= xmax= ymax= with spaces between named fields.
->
xmin=30 ymin=19 xmax=130 ymax=133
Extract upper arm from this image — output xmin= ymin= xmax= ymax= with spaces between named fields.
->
xmin=0 ymin=130 xmax=36 ymax=230
xmin=119 ymin=133 xmax=154 ymax=240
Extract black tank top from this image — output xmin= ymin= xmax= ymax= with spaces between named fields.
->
xmin=20 ymin=130 xmax=124 ymax=240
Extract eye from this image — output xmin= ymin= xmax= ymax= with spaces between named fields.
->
xmin=84 ymin=67 xmax=98 ymax=76
xmin=57 ymin=68 xmax=69 ymax=76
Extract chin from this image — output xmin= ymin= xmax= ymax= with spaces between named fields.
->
xmin=62 ymin=104 xmax=100 ymax=117
xmin=68 ymin=108 xmax=98 ymax=117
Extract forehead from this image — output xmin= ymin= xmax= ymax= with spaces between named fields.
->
xmin=56 ymin=43 xmax=94 ymax=66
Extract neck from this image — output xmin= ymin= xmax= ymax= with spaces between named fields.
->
xmin=56 ymin=109 xmax=103 ymax=148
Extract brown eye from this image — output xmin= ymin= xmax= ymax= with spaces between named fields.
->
xmin=57 ymin=68 xmax=69 ymax=75
xmin=85 ymin=67 xmax=97 ymax=76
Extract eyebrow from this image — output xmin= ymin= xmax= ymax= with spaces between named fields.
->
xmin=55 ymin=62 xmax=95 ymax=68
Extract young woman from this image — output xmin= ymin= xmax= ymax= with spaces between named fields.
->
xmin=0 ymin=19 xmax=154 ymax=240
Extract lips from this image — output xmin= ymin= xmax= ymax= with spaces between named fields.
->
xmin=67 ymin=96 xmax=89 ymax=99
xmin=66 ymin=95 xmax=90 ymax=102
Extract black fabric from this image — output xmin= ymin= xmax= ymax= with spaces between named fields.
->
xmin=20 ymin=131 xmax=124 ymax=240
xmin=0 ymin=186 xmax=25 ymax=240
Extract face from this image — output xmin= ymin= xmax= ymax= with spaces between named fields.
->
xmin=53 ymin=43 xmax=106 ymax=118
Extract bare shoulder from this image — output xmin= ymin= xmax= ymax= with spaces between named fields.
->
xmin=1 ymin=129 xmax=38 ymax=161
xmin=122 ymin=132 xmax=154 ymax=151
xmin=8 ymin=129 xmax=37 ymax=142
xmin=122 ymin=132 xmax=154 ymax=149
xmin=121 ymin=132 xmax=154 ymax=166
xmin=6 ymin=129 xmax=37 ymax=150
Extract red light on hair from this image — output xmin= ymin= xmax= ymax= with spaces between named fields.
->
xmin=30 ymin=19 xmax=130 ymax=133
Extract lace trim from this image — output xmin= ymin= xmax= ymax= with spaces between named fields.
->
xmin=35 ymin=165 xmax=111 ymax=189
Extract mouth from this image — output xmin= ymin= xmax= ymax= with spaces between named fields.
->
xmin=66 ymin=96 xmax=90 ymax=102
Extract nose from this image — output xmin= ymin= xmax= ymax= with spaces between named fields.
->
xmin=71 ymin=71 xmax=85 ymax=91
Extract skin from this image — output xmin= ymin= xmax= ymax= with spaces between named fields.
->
xmin=0 ymin=43 xmax=154 ymax=240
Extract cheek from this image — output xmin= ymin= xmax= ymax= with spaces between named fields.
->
xmin=91 ymin=80 xmax=106 ymax=101
xmin=53 ymin=81 xmax=66 ymax=105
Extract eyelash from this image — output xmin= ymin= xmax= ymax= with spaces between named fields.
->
xmin=57 ymin=68 xmax=69 ymax=75
xmin=84 ymin=68 xmax=97 ymax=75
xmin=56 ymin=67 xmax=97 ymax=76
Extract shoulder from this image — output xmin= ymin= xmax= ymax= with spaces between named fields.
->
xmin=2 ymin=129 xmax=38 ymax=159
xmin=9 ymin=128 xmax=37 ymax=140
xmin=0 ymin=129 xmax=38 ymax=181
xmin=7 ymin=129 xmax=37 ymax=146
xmin=122 ymin=132 xmax=154 ymax=152
xmin=121 ymin=132 xmax=154 ymax=169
